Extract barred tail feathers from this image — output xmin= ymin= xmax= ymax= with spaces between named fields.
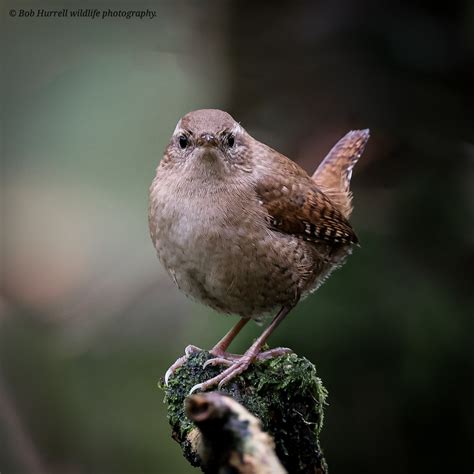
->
xmin=312 ymin=129 xmax=370 ymax=219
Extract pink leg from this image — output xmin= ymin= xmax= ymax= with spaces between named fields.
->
xmin=164 ymin=318 xmax=250 ymax=385
xmin=210 ymin=318 xmax=249 ymax=355
xmin=190 ymin=304 xmax=295 ymax=394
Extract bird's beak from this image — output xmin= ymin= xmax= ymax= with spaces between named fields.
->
xmin=196 ymin=133 xmax=218 ymax=148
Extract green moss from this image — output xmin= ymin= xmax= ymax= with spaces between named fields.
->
xmin=161 ymin=351 xmax=328 ymax=473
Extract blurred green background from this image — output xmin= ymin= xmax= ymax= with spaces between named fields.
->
xmin=1 ymin=1 xmax=473 ymax=473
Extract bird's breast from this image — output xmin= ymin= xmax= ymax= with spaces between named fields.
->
xmin=149 ymin=182 xmax=304 ymax=317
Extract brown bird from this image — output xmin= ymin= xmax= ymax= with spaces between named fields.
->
xmin=148 ymin=109 xmax=369 ymax=393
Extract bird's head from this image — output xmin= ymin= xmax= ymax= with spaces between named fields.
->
xmin=162 ymin=109 xmax=253 ymax=180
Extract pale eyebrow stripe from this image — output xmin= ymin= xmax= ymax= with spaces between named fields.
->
xmin=231 ymin=123 xmax=244 ymax=134
xmin=173 ymin=125 xmax=195 ymax=138
xmin=172 ymin=119 xmax=183 ymax=135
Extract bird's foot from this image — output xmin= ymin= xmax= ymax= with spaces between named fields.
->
xmin=190 ymin=346 xmax=293 ymax=394
xmin=164 ymin=344 xmax=202 ymax=385
xmin=165 ymin=345 xmax=249 ymax=385
xmin=254 ymin=346 xmax=293 ymax=361
xmin=202 ymin=349 xmax=242 ymax=369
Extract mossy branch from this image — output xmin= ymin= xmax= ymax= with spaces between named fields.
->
xmin=161 ymin=351 xmax=328 ymax=473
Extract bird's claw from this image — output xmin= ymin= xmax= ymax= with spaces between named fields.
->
xmin=189 ymin=346 xmax=293 ymax=394
xmin=202 ymin=352 xmax=242 ymax=369
xmin=189 ymin=382 xmax=204 ymax=394
xmin=189 ymin=356 xmax=254 ymax=394
xmin=168 ymin=343 xmax=293 ymax=392
xmin=164 ymin=344 xmax=202 ymax=385
xmin=255 ymin=346 xmax=293 ymax=361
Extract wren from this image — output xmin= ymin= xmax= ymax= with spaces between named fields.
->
xmin=148 ymin=109 xmax=369 ymax=393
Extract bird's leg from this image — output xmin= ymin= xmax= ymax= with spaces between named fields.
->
xmin=190 ymin=304 xmax=295 ymax=394
xmin=164 ymin=318 xmax=249 ymax=385
xmin=202 ymin=318 xmax=251 ymax=368
xmin=209 ymin=318 xmax=250 ymax=356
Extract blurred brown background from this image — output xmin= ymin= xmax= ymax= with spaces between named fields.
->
xmin=1 ymin=1 xmax=473 ymax=473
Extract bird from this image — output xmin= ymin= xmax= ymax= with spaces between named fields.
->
xmin=148 ymin=109 xmax=369 ymax=393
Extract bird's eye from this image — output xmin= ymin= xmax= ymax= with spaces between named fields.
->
xmin=178 ymin=135 xmax=188 ymax=149
xmin=227 ymin=134 xmax=235 ymax=148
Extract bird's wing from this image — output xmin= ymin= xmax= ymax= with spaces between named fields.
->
xmin=255 ymin=160 xmax=359 ymax=246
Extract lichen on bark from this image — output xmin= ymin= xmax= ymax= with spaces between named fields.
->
xmin=160 ymin=350 xmax=328 ymax=473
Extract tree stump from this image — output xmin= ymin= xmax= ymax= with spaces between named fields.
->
xmin=161 ymin=350 xmax=328 ymax=473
